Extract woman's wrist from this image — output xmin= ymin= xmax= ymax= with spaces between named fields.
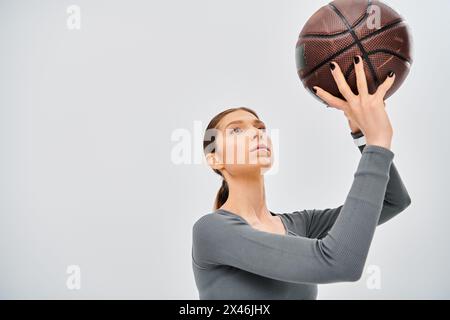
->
xmin=351 ymin=130 xmax=392 ymax=149
xmin=351 ymin=130 xmax=366 ymax=147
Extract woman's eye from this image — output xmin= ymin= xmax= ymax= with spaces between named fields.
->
xmin=231 ymin=127 xmax=242 ymax=134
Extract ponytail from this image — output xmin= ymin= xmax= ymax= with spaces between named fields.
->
xmin=214 ymin=177 xmax=229 ymax=210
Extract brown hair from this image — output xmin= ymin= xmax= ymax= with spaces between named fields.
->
xmin=203 ymin=107 xmax=260 ymax=211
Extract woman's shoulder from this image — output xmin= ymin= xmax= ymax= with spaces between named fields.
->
xmin=275 ymin=209 xmax=312 ymax=237
xmin=192 ymin=210 xmax=250 ymax=240
xmin=193 ymin=210 xmax=237 ymax=230
xmin=276 ymin=209 xmax=311 ymax=223
xmin=193 ymin=212 xmax=220 ymax=229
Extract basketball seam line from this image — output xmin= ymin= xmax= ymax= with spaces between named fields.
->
xmin=300 ymin=0 xmax=372 ymax=39
xmin=329 ymin=2 xmax=380 ymax=86
xmin=367 ymin=49 xmax=411 ymax=63
xmin=300 ymin=19 xmax=405 ymax=80
xmin=344 ymin=50 xmax=410 ymax=84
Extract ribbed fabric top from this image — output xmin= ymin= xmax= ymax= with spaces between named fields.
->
xmin=192 ymin=144 xmax=411 ymax=299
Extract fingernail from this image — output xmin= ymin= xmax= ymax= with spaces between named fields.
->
xmin=388 ymin=71 xmax=395 ymax=77
xmin=329 ymin=62 xmax=336 ymax=70
xmin=354 ymin=56 xmax=360 ymax=64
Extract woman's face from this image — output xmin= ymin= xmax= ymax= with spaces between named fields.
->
xmin=211 ymin=110 xmax=273 ymax=176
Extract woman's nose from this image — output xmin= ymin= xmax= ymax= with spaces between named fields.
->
xmin=251 ymin=129 xmax=261 ymax=140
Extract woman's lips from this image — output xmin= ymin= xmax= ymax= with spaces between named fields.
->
xmin=250 ymin=144 xmax=271 ymax=152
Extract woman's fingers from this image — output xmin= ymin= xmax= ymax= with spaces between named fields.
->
xmin=376 ymin=71 xmax=396 ymax=99
xmin=313 ymin=86 xmax=347 ymax=111
xmin=329 ymin=61 xmax=356 ymax=103
xmin=354 ymin=55 xmax=368 ymax=97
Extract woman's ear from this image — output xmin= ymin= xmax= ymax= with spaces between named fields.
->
xmin=206 ymin=153 xmax=224 ymax=171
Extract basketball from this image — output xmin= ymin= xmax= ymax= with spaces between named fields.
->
xmin=296 ymin=0 xmax=413 ymax=103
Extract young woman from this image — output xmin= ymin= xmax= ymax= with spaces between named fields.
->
xmin=192 ymin=55 xmax=411 ymax=300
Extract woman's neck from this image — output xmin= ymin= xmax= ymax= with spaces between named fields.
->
xmin=220 ymin=173 xmax=271 ymax=223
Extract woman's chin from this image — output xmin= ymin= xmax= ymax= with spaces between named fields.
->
xmin=261 ymin=157 xmax=273 ymax=164
xmin=254 ymin=157 xmax=273 ymax=169
xmin=247 ymin=153 xmax=272 ymax=167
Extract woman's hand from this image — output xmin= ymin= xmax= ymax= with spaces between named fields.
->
xmin=313 ymin=55 xmax=395 ymax=150
xmin=348 ymin=101 xmax=387 ymax=135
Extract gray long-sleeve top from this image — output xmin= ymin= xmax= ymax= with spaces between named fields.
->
xmin=192 ymin=132 xmax=412 ymax=300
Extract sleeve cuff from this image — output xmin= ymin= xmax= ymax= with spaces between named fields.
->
xmin=351 ymin=130 xmax=364 ymax=139
xmin=351 ymin=131 xmax=366 ymax=147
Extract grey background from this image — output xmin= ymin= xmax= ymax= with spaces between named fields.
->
xmin=1 ymin=0 xmax=449 ymax=299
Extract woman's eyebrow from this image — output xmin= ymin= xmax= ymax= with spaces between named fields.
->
xmin=224 ymin=119 xmax=265 ymax=128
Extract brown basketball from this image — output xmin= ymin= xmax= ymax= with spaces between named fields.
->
xmin=296 ymin=0 xmax=413 ymax=103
